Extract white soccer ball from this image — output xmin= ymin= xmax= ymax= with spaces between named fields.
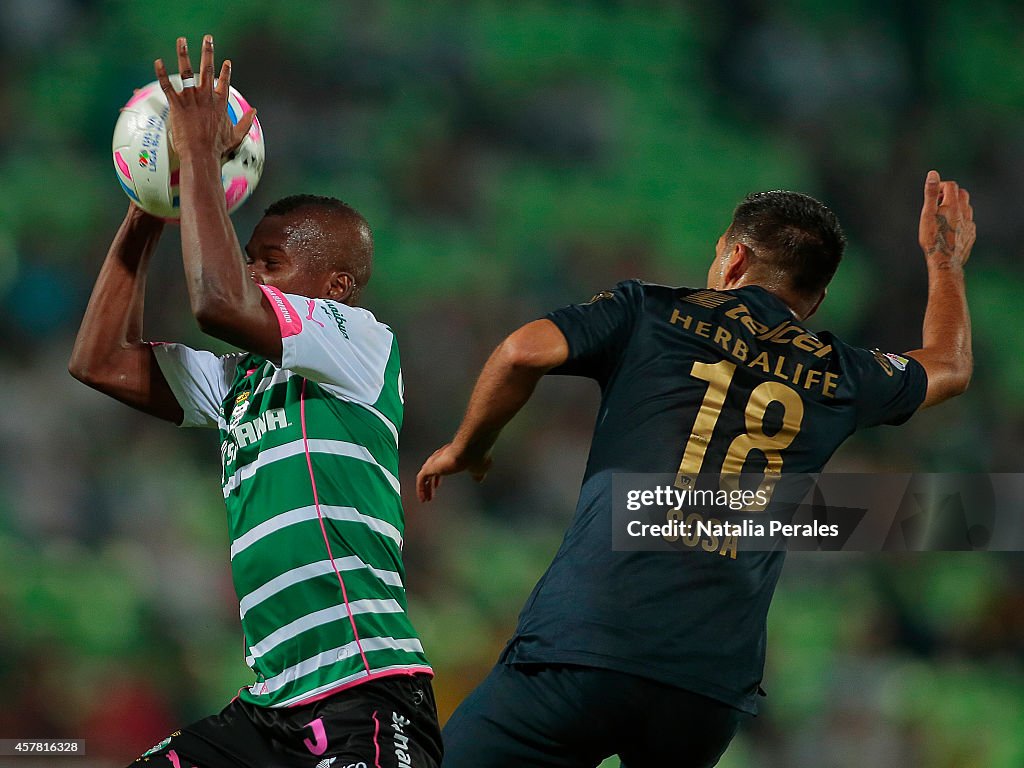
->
xmin=111 ymin=75 xmax=265 ymax=219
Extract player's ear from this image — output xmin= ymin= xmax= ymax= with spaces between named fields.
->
xmin=325 ymin=272 xmax=356 ymax=303
xmin=722 ymin=243 xmax=752 ymax=289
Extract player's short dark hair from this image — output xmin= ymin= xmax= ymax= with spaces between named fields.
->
xmin=264 ymin=194 xmax=373 ymax=296
xmin=727 ymin=191 xmax=846 ymax=296
xmin=265 ymin=194 xmax=358 ymax=220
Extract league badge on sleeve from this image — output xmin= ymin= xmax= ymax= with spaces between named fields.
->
xmin=871 ymin=350 xmax=910 ymax=376
xmin=884 ymin=353 xmax=909 ymax=371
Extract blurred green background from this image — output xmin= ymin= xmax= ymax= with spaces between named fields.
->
xmin=1 ymin=1 xmax=1022 ymax=766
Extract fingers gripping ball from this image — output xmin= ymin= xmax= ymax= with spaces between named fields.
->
xmin=112 ymin=75 xmax=265 ymax=218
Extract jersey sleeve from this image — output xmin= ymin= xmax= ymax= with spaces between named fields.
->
xmin=260 ymin=285 xmax=396 ymax=406
xmin=842 ymin=344 xmax=928 ymax=427
xmin=544 ymin=280 xmax=644 ymax=383
xmin=151 ymin=343 xmax=241 ymax=428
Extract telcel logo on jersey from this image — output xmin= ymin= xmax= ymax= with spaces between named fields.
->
xmin=221 ymin=407 xmax=291 ymax=467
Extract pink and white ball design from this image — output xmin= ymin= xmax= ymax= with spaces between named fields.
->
xmin=111 ymin=75 xmax=265 ymax=219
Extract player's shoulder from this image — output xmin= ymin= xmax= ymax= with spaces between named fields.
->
xmin=596 ymin=279 xmax=691 ymax=301
xmin=279 ymin=291 xmax=396 ymax=338
xmin=592 ymin=282 xmax=758 ymax=327
xmin=624 ymin=281 xmax=732 ymax=311
xmin=807 ymin=326 xmax=863 ymax=361
xmin=819 ymin=330 xmax=916 ymax=377
xmin=579 ymin=279 xmax=684 ymax=321
xmin=324 ymin=297 xmax=392 ymax=331
xmin=626 ymin=281 xmax=739 ymax=300
xmin=802 ymin=326 xmax=921 ymax=390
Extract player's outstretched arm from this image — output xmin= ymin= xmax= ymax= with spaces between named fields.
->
xmin=68 ymin=204 xmax=184 ymax=423
xmin=154 ymin=36 xmax=281 ymax=362
xmin=416 ymin=319 xmax=569 ymax=502
xmin=905 ymin=170 xmax=975 ymax=409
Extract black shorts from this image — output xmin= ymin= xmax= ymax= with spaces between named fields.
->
xmin=442 ymin=663 xmax=747 ymax=768
xmin=129 ymin=674 xmax=441 ymax=768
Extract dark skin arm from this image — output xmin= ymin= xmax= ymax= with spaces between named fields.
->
xmin=905 ymin=170 xmax=975 ymax=408
xmin=416 ymin=319 xmax=569 ymax=502
xmin=68 ymin=204 xmax=184 ymax=423
xmin=155 ymin=35 xmax=282 ymax=362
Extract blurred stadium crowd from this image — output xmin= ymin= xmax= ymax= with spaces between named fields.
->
xmin=0 ymin=1 xmax=1022 ymax=766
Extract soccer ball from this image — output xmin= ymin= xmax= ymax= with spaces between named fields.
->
xmin=111 ymin=75 xmax=265 ymax=219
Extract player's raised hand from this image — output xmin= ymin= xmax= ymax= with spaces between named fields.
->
xmin=918 ymin=170 xmax=976 ymax=269
xmin=416 ymin=443 xmax=493 ymax=502
xmin=154 ymin=35 xmax=254 ymax=160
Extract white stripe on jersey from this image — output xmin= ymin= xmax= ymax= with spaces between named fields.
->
xmin=239 ymin=557 xmax=404 ymax=619
xmin=254 ymin=637 xmax=426 ymax=698
xmin=254 ymin=367 xmax=293 ymax=396
xmin=230 ymin=505 xmax=404 ymax=559
xmin=246 ymin=599 xmax=404 ymax=662
xmin=248 ymin=368 xmax=399 ymax=447
xmin=223 ymin=438 xmax=401 ymax=498
xmin=307 ymin=383 xmax=399 ymax=448
xmin=349 ymin=398 xmax=400 ymax=447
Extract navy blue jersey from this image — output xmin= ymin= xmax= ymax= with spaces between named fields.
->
xmin=502 ymin=280 xmax=927 ymax=713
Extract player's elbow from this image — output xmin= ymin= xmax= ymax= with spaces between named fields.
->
xmin=192 ymin=305 xmax=222 ymax=337
xmin=911 ymin=345 xmax=972 ymax=408
xmin=950 ymin=354 xmax=972 ymax=396
xmin=192 ymin=299 xmax=263 ymax=358
xmin=923 ymin=355 xmax=972 ymax=408
xmin=192 ymin=295 xmax=236 ymax=338
xmin=499 ymin=336 xmax=540 ymax=371
xmin=499 ymin=320 xmax=569 ymax=372
xmin=944 ymin=346 xmax=973 ymax=397
xmin=68 ymin=346 xmax=102 ymax=388
xmin=68 ymin=354 xmax=120 ymax=395
xmin=68 ymin=356 xmax=91 ymax=385
xmin=499 ymin=336 xmax=553 ymax=374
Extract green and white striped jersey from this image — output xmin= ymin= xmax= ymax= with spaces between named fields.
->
xmin=153 ymin=286 xmax=430 ymax=708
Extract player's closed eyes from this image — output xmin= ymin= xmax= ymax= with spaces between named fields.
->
xmin=244 ymin=253 xmax=281 ymax=271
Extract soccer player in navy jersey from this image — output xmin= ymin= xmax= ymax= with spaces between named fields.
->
xmin=418 ymin=171 xmax=974 ymax=767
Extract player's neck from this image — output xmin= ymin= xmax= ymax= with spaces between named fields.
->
xmin=722 ymin=278 xmax=807 ymax=320
xmin=762 ymin=287 xmax=805 ymax=320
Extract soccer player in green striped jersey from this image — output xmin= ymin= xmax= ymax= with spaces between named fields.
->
xmin=69 ymin=35 xmax=441 ymax=768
